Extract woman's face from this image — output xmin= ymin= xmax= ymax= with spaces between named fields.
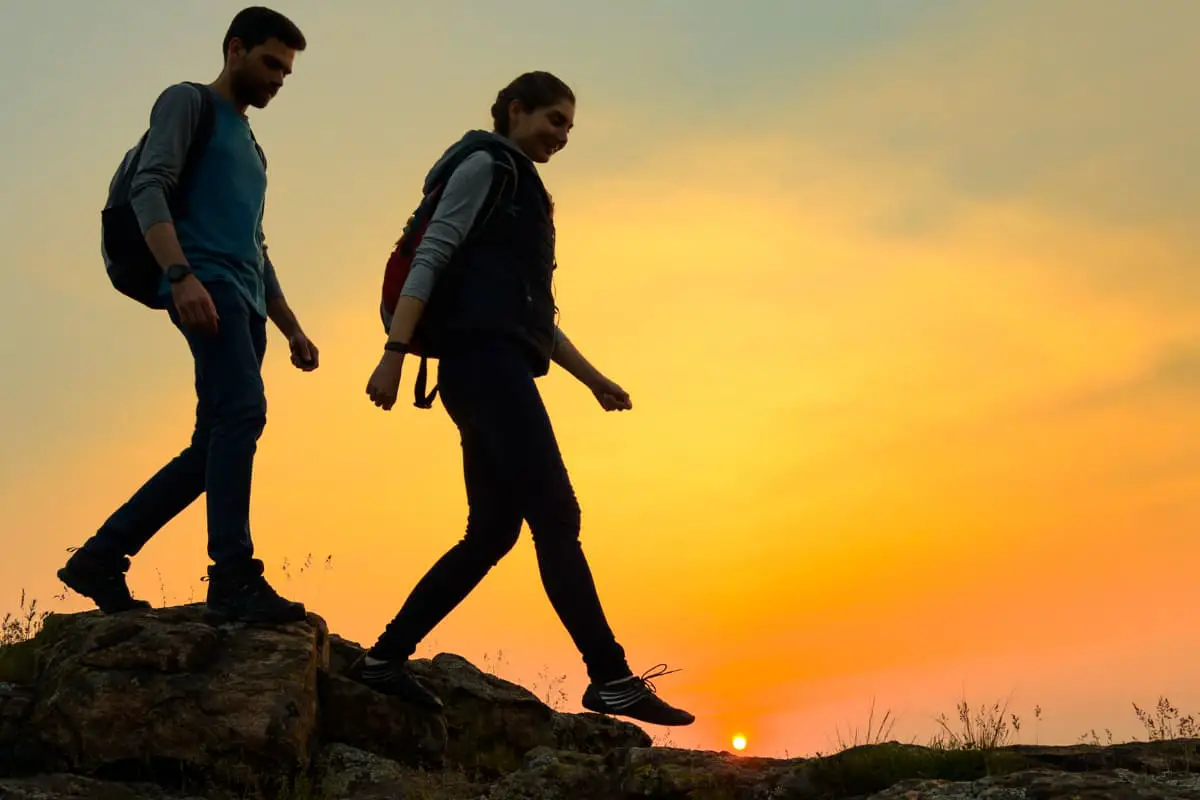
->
xmin=509 ymin=98 xmax=575 ymax=163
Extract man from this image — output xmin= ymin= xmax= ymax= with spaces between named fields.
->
xmin=58 ymin=7 xmax=317 ymax=625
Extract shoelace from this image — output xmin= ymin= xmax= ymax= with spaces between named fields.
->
xmin=633 ymin=663 xmax=681 ymax=695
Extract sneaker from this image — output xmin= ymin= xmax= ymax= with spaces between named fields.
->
xmin=57 ymin=547 xmax=152 ymax=615
xmin=582 ymin=664 xmax=695 ymax=726
xmin=348 ymin=654 xmax=444 ymax=712
xmin=203 ymin=558 xmax=307 ymax=625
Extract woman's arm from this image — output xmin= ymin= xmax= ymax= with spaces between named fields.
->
xmin=551 ymin=328 xmax=604 ymax=390
xmin=385 ymin=150 xmax=496 ymax=347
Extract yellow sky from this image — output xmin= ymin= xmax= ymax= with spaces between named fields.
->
xmin=2 ymin=0 xmax=1199 ymax=756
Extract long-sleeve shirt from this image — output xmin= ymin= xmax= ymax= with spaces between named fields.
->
xmin=113 ymin=82 xmax=282 ymax=318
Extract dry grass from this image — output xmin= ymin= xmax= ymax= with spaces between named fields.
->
xmin=0 ymin=590 xmax=49 ymax=648
xmin=834 ymin=696 xmax=897 ymax=750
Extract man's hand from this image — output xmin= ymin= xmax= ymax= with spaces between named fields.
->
xmin=589 ymin=375 xmax=632 ymax=412
xmin=171 ymin=275 xmax=219 ymax=336
xmin=288 ymin=331 xmax=319 ymax=371
xmin=366 ymin=352 xmax=405 ymax=411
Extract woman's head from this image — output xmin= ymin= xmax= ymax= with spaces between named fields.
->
xmin=491 ymin=71 xmax=575 ymax=163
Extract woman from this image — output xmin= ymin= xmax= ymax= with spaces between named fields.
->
xmin=357 ymin=71 xmax=694 ymax=727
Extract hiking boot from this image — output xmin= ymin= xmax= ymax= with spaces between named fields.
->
xmin=203 ymin=558 xmax=307 ymax=625
xmin=57 ymin=547 xmax=152 ymax=614
xmin=582 ymin=664 xmax=695 ymax=726
xmin=348 ymin=654 xmax=444 ymax=712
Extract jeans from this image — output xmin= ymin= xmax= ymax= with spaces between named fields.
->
xmin=80 ymin=279 xmax=268 ymax=568
xmin=371 ymin=337 xmax=631 ymax=684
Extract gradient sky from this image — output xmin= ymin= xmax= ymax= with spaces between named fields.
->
xmin=2 ymin=0 xmax=1198 ymax=757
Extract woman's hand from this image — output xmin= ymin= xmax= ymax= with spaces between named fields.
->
xmin=366 ymin=352 xmax=405 ymax=411
xmin=590 ymin=375 xmax=632 ymax=411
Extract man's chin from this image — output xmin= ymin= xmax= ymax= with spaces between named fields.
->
xmin=248 ymin=90 xmax=278 ymax=109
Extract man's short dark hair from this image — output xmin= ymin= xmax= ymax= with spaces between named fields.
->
xmin=222 ymin=6 xmax=307 ymax=59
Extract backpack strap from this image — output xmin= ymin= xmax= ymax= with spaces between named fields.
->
xmin=413 ymin=356 xmax=439 ymax=409
xmin=410 ymin=145 xmax=521 ymax=410
xmin=246 ymin=125 xmax=268 ymax=170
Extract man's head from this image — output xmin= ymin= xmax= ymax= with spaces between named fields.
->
xmin=491 ymin=72 xmax=576 ymax=163
xmin=221 ymin=6 xmax=306 ymax=109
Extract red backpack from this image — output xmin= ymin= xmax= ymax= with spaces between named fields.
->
xmin=379 ymin=144 xmax=519 ymax=408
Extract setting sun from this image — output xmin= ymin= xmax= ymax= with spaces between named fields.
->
xmin=732 ymin=734 xmax=747 ymax=752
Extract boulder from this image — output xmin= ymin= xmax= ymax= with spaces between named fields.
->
xmin=866 ymin=767 xmax=1200 ymax=799
xmin=0 ymin=773 xmax=216 ymax=799
xmin=0 ymin=681 xmax=41 ymax=776
xmin=485 ymin=746 xmax=609 ymax=800
xmin=311 ymin=742 xmax=481 ymax=800
xmin=326 ymin=635 xmax=651 ymax=777
xmin=25 ymin=606 xmax=325 ymax=789
xmin=317 ymin=672 xmax=449 ymax=768
xmin=615 ymin=746 xmax=813 ymax=797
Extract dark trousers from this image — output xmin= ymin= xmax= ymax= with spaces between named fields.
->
xmin=80 ymin=280 xmax=268 ymax=568
xmin=371 ymin=338 xmax=631 ymax=684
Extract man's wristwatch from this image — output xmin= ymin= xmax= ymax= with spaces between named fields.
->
xmin=165 ymin=264 xmax=193 ymax=284
xmin=384 ymin=341 xmax=409 ymax=355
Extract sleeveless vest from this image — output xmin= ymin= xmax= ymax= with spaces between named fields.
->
xmin=423 ymin=149 xmax=558 ymax=376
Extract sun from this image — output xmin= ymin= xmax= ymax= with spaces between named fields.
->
xmin=732 ymin=734 xmax=747 ymax=751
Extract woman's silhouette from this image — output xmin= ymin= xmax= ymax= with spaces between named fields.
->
xmin=355 ymin=71 xmax=694 ymax=727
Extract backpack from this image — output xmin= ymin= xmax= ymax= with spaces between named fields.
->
xmin=101 ymin=82 xmax=221 ymax=309
xmin=380 ymin=144 xmax=520 ymax=408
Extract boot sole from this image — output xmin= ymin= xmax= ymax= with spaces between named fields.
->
xmin=348 ymin=667 xmax=445 ymax=712
xmin=594 ymin=708 xmax=696 ymax=727
xmin=582 ymin=695 xmax=695 ymax=727
xmin=359 ymin=682 xmax=445 ymax=713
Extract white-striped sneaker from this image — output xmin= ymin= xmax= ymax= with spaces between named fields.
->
xmin=582 ymin=664 xmax=695 ymax=726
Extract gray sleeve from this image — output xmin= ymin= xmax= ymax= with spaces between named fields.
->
xmin=129 ymin=83 xmax=206 ymax=235
xmin=256 ymin=196 xmax=283 ymax=302
xmin=261 ymin=236 xmax=284 ymax=303
xmin=253 ymin=142 xmax=283 ymax=303
xmin=399 ymin=150 xmax=495 ymax=303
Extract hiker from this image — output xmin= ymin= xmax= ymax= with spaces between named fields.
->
xmin=58 ymin=7 xmax=317 ymax=625
xmin=356 ymin=71 xmax=695 ymax=727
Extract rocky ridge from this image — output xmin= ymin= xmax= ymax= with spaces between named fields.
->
xmin=0 ymin=605 xmax=1197 ymax=798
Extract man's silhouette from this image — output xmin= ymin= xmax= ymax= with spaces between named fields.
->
xmin=59 ymin=7 xmax=318 ymax=624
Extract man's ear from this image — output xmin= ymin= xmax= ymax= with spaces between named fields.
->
xmin=226 ymin=37 xmax=246 ymax=62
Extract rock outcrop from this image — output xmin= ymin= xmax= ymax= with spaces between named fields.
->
xmin=0 ymin=605 xmax=1197 ymax=798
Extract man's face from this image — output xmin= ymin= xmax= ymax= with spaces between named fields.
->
xmin=228 ymin=36 xmax=296 ymax=109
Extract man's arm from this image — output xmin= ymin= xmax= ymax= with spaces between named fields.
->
xmin=128 ymin=83 xmax=206 ymax=271
xmin=384 ymin=150 xmax=496 ymax=347
xmin=258 ymin=224 xmax=302 ymax=337
xmin=264 ymin=250 xmax=303 ymax=338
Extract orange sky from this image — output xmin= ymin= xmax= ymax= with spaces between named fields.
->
xmin=2 ymin=1 xmax=1199 ymax=757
